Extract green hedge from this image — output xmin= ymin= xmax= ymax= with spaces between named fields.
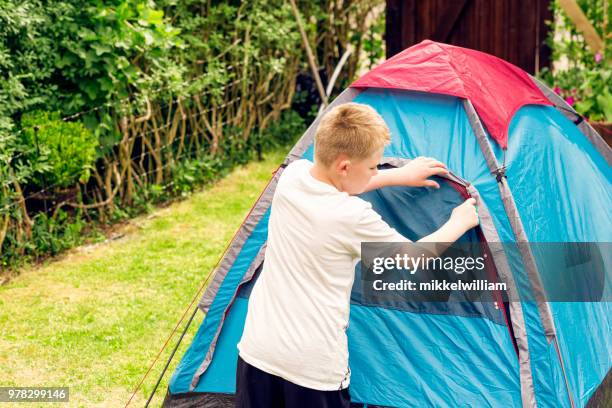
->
xmin=0 ymin=0 xmax=385 ymax=271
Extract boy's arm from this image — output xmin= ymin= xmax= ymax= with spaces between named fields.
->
xmin=363 ymin=157 xmax=449 ymax=192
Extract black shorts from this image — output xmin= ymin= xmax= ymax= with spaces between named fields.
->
xmin=235 ymin=355 xmax=351 ymax=408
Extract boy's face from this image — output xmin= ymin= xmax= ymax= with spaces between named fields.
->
xmin=336 ymin=147 xmax=384 ymax=195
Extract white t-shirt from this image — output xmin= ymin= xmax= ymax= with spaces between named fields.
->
xmin=237 ymin=159 xmax=409 ymax=391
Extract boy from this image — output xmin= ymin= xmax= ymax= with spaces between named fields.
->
xmin=236 ymin=103 xmax=479 ymax=407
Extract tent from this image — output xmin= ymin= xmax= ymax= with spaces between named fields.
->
xmin=163 ymin=40 xmax=611 ymax=407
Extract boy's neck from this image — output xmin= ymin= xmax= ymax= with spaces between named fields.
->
xmin=309 ymin=163 xmax=342 ymax=192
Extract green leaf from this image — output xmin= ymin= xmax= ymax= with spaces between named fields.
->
xmin=596 ymin=91 xmax=612 ymax=122
xmin=91 ymin=43 xmax=111 ymax=56
xmin=78 ymin=167 xmax=91 ymax=184
xmin=575 ymin=100 xmax=594 ymax=116
xmin=56 ymin=53 xmax=77 ymax=69
xmin=98 ymin=76 xmax=114 ymax=92
xmin=80 ymin=80 xmax=100 ymax=101
xmin=114 ymin=40 xmax=130 ymax=49
xmin=146 ymin=9 xmax=164 ymax=26
xmin=77 ymin=28 xmax=97 ymax=41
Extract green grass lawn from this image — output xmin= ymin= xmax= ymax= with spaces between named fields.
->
xmin=0 ymin=149 xmax=287 ymax=407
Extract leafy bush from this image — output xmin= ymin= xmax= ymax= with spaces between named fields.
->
xmin=572 ymin=70 xmax=611 ymax=122
xmin=21 ymin=111 xmax=98 ymax=188
xmin=260 ymin=110 xmax=306 ymax=150
xmin=30 ymin=210 xmax=86 ymax=256
xmin=540 ymin=0 xmax=611 ymax=122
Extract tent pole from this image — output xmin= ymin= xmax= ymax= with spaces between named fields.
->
xmin=145 ymin=307 xmax=199 ymax=407
xmin=463 ymin=98 xmax=576 ymax=408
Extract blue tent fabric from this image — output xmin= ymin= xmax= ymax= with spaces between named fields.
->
xmin=503 ymin=106 xmax=612 ymax=406
xmin=169 ymin=209 xmax=271 ymax=393
xmin=165 ymin=85 xmax=611 ymax=407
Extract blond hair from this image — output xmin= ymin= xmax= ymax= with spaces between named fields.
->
xmin=314 ymin=103 xmax=390 ymax=167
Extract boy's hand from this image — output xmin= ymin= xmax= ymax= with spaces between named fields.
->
xmin=395 ymin=157 xmax=449 ymax=188
xmin=418 ymin=198 xmax=479 ymax=244
xmin=362 ymin=156 xmax=450 ymax=193
xmin=450 ymin=198 xmax=479 ymax=231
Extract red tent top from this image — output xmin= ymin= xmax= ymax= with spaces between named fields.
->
xmin=350 ymin=40 xmax=552 ymax=149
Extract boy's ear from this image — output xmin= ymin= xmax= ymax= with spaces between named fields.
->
xmin=335 ymin=155 xmax=351 ymax=176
